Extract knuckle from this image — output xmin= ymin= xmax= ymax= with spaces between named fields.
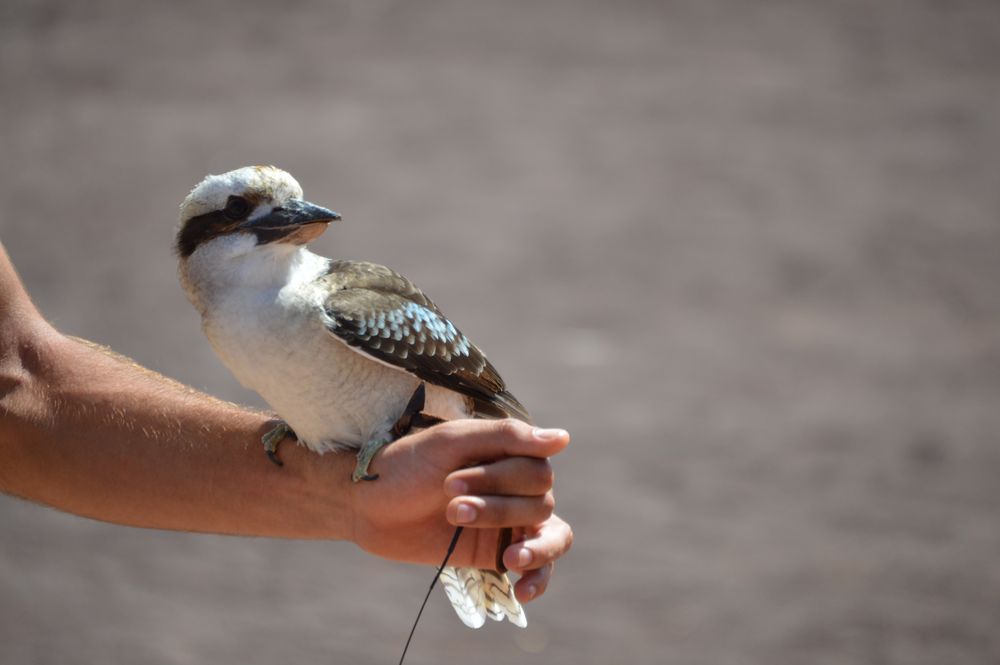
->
xmin=537 ymin=460 xmax=555 ymax=488
xmin=495 ymin=499 xmax=513 ymax=525
xmin=493 ymin=418 xmax=523 ymax=439
xmin=474 ymin=467 xmax=499 ymax=494
xmin=532 ymin=564 xmax=554 ymax=594
xmin=431 ymin=419 xmax=464 ymax=443
xmin=541 ymin=491 xmax=556 ymax=516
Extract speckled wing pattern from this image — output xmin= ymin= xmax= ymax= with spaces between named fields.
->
xmin=319 ymin=260 xmax=531 ymax=422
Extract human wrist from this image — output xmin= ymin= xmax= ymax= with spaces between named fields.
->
xmin=274 ymin=442 xmax=359 ymax=541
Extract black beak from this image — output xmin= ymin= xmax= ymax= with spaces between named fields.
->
xmin=245 ymin=199 xmax=341 ymax=230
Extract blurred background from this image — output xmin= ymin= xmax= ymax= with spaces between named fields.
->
xmin=1 ymin=0 xmax=999 ymax=663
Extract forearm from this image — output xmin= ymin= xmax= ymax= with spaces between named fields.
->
xmin=0 ymin=322 xmax=355 ymax=540
xmin=0 ymin=243 xmax=572 ymax=590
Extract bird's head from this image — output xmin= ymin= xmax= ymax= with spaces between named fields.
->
xmin=176 ymin=165 xmax=340 ymax=260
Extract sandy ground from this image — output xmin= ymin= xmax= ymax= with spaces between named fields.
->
xmin=1 ymin=1 xmax=999 ymax=663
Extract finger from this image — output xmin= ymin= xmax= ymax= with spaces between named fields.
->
xmin=502 ymin=513 xmax=574 ymax=572
xmin=515 ymin=563 xmax=553 ymax=602
xmin=444 ymin=457 xmax=554 ymax=498
xmin=423 ymin=419 xmax=569 ymax=466
xmin=446 ymin=492 xmax=555 ymax=528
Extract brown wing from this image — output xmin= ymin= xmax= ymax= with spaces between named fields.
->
xmin=319 ymin=260 xmax=531 ymax=422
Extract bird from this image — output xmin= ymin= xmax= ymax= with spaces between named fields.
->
xmin=175 ymin=165 xmax=529 ymax=629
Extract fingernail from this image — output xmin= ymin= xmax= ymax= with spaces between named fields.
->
xmin=445 ymin=478 xmax=468 ymax=496
xmin=525 ymin=584 xmax=537 ymax=599
xmin=455 ymin=502 xmax=477 ymax=524
xmin=533 ymin=427 xmax=567 ymax=440
xmin=517 ymin=547 xmax=533 ymax=568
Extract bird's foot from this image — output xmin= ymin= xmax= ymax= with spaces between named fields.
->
xmin=353 ymin=435 xmax=392 ymax=482
xmin=262 ymin=420 xmax=296 ymax=467
xmin=352 ymin=383 xmax=446 ymax=483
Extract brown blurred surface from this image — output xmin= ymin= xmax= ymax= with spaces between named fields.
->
xmin=2 ymin=1 xmax=1000 ymax=663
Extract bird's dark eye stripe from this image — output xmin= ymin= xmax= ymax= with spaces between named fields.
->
xmin=223 ymin=195 xmax=251 ymax=220
xmin=175 ymin=193 xmax=265 ymax=257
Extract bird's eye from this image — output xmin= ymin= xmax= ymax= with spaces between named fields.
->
xmin=223 ymin=195 xmax=251 ymax=220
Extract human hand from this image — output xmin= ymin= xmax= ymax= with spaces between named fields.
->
xmin=347 ymin=418 xmax=572 ymax=602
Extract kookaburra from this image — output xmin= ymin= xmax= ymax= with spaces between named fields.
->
xmin=175 ymin=165 xmax=529 ymax=629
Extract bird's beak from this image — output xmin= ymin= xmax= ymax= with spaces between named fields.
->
xmin=244 ymin=199 xmax=341 ymax=230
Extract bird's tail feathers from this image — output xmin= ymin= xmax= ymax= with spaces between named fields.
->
xmin=438 ymin=566 xmax=527 ymax=629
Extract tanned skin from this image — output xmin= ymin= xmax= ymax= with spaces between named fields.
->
xmin=0 ymin=242 xmax=571 ymax=602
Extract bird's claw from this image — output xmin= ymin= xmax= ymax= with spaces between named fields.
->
xmin=352 ymin=382 xmax=445 ymax=482
xmin=262 ymin=420 xmax=295 ymax=467
xmin=352 ymin=441 xmax=389 ymax=482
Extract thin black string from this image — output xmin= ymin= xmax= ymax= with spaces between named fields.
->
xmin=397 ymin=526 xmax=465 ymax=665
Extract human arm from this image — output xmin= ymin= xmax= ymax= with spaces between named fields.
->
xmin=0 ymin=243 xmax=571 ymax=599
